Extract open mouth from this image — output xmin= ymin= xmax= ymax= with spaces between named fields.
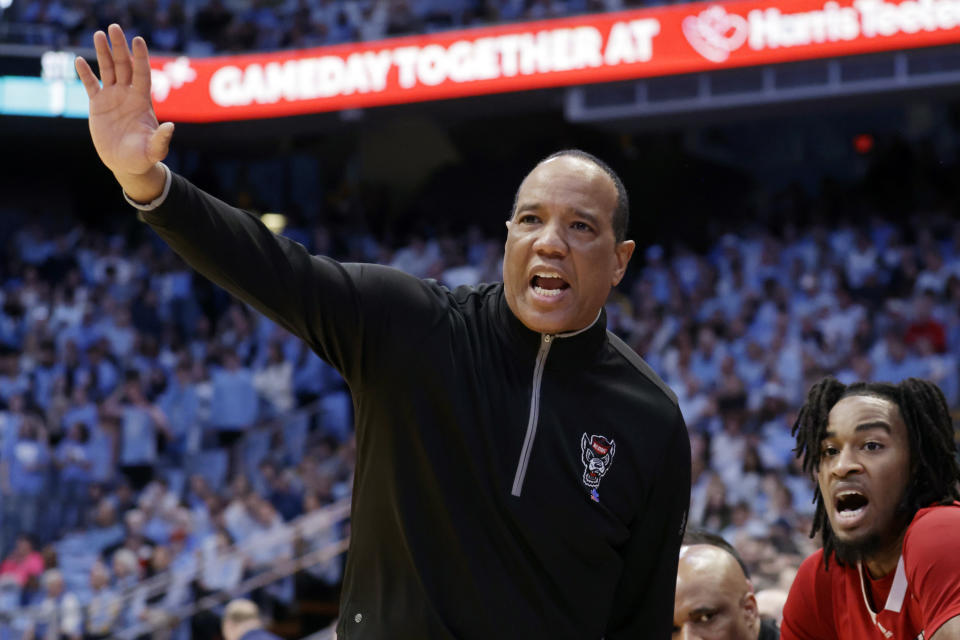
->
xmin=530 ymin=273 xmax=570 ymax=298
xmin=834 ymin=491 xmax=869 ymax=526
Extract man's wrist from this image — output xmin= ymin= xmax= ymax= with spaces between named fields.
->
xmin=121 ymin=163 xmax=171 ymax=210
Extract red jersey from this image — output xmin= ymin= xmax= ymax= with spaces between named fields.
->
xmin=782 ymin=503 xmax=960 ymax=640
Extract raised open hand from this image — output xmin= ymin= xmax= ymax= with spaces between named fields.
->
xmin=76 ymin=24 xmax=172 ymax=200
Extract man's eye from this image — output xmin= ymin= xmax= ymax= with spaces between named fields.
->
xmin=822 ymin=446 xmax=839 ymax=457
xmin=694 ymin=612 xmax=715 ymax=624
xmin=864 ymin=441 xmax=884 ymax=452
xmin=571 ymin=221 xmax=593 ymax=232
xmin=518 ymin=214 xmax=540 ymax=224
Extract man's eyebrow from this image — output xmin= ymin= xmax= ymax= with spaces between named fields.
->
xmin=576 ymin=210 xmax=601 ymax=227
xmin=823 ymin=421 xmax=892 ymax=439
xmin=855 ymin=421 xmax=892 ymax=434
xmin=513 ymin=203 xmax=602 ymax=226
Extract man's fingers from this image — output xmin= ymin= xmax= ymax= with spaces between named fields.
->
xmin=131 ymin=37 xmax=152 ymax=96
xmin=75 ymin=57 xmax=100 ymax=99
xmin=147 ymin=122 xmax=175 ymax=163
xmin=108 ymin=23 xmax=133 ymax=86
xmin=93 ymin=30 xmax=115 ymax=86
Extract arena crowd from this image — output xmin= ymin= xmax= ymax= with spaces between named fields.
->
xmin=5 ymin=0 xmax=645 ymax=52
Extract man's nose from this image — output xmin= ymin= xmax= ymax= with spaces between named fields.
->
xmin=678 ymin=624 xmax=701 ymax=640
xmin=533 ymin=221 xmax=567 ymax=257
xmin=832 ymin=446 xmax=864 ymax=477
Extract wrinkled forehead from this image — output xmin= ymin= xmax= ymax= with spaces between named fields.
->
xmin=677 ymin=545 xmax=748 ymax=594
xmin=516 ymin=156 xmax=617 ymax=215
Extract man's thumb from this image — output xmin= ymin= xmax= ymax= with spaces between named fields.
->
xmin=147 ymin=122 xmax=175 ymax=163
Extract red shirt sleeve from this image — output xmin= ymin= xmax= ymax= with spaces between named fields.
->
xmin=781 ymin=550 xmax=838 ymax=640
xmin=903 ymin=505 xmax=960 ymax=637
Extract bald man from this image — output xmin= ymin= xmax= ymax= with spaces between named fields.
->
xmin=673 ymin=539 xmax=779 ymax=640
xmin=221 ymin=599 xmax=281 ymax=640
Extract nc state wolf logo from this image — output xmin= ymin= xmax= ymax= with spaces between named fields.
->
xmin=581 ymin=434 xmax=616 ymax=490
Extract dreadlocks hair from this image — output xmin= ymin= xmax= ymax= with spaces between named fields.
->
xmin=791 ymin=377 xmax=960 ymax=569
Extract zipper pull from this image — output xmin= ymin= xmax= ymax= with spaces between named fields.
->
xmin=543 ymin=334 xmax=552 ymax=343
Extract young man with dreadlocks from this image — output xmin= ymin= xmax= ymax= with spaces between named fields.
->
xmin=781 ymin=377 xmax=960 ymax=640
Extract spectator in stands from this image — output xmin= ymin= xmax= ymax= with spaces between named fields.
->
xmin=54 ymin=421 xmax=94 ymax=533
xmin=110 ymin=547 xmax=142 ymax=604
xmin=2 ymin=417 xmax=50 ymax=543
xmin=253 ymin=341 xmax=295 ymax=417
xmin=674 ymin=529 xmax=779 ymax=640
xmin=84 ymin=500 xmax=125 ymax=555
xmin=83 ymin=560 xmax=122 ymax=640
xmin=221 ymin=598 xmax=282 ymax=640
xmin=209 ymin=350 xmax=258 ymax=449
xmin=0 ymin=535 xmax=43 ymax=588
xmin=130 ymin=545 xmax=191 ymax=634
xmin=198 ymin=529 xmax=243 ymax=596
xmin=26 ymin=569 xmax=82 ymax=640
xmin=158 ymin=360 xmax=201 ymax=463
xmin=905 ymin=291 xmax=947 ymax=353
xmin=104 ymin=370 xmax=169 ymax=490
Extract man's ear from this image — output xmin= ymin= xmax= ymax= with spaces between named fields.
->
xmin=611 ymin=240 xmax=636 ymax=286
xmin=742 ymin=591 xmax=760 ymax=631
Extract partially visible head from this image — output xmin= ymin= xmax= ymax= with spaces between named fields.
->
xmin=112 ymin=548 xmax=139 ymax=580
xmin=792 ymin=377 xmax=960 ymax=569
xmin=673 ymin=538 xmax=760 ymax=640
xmin=13 ymin=534 xmax=35 ymax=557
xmin=503 ymin=150 xmax=635 ymax=334
xmin=151 ymin=546 xmax=172 ymax=572
xmin=41 ymin=569 xmax=64 ymax=597
xmin=222 ymin=598 xmax=263 ymax=640
xmin=89 ymin=561 xmax=110 ymax=590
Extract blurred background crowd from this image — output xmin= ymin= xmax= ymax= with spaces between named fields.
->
xmin=5 ymin=0 xmax=646 ymax=52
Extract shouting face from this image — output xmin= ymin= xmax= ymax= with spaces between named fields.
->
xmin=503 ymin=155 xmax=635 ymax=334
xmin=818 ymin=394 xmax=912 ymax=571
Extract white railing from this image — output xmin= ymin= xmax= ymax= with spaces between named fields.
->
xmin=114 ymin=498 xmax=351 ymax=639
xmin=16 ymin=497 xmax=350 ymax=638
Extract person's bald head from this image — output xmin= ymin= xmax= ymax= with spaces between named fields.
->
xmin=673 ymin=544 xmax=760 ymax=640
xmin=221 ymin=599 xmax=263 ymax=640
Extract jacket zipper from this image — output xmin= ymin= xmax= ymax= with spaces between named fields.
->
xmin=511 ymin=334 xmax=553 ymax=497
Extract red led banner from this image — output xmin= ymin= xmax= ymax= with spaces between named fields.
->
xmin=149 ymin=0 xmax=960 ymax=122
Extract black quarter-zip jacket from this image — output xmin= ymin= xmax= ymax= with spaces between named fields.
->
xmin=138 ymin=170 xmax=691 ymax=639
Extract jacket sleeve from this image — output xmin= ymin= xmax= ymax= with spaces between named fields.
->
xmin=137 ymin=171 xmax=446 ymax=388
xmin=606 ymin=408 xmax=690 ymax=639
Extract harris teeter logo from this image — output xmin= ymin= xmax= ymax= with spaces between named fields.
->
xmin=682 ymin=0 xmax=960 ymax=63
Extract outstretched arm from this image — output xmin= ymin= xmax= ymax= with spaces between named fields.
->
xmin=75 ymin=24 xmax=172 ymax=203
xmin=76 ymin=25 xmax=448 ymax=384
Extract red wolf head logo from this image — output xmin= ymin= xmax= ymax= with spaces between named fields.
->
xmin=581 ymin=433 xmax=616 ymax=489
